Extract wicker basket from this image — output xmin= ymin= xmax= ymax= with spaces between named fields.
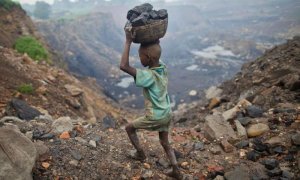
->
xmin=125 ymin=18 xmax=168 ymax=44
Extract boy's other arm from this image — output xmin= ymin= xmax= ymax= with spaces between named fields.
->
xmin=120 ymin=40 xmax=136 ymax=77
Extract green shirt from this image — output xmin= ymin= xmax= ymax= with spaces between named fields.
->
xmin=135 ymin=62 xmax=171 ymax=120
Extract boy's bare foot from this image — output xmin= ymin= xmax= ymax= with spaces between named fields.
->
xmin=165 ymin=168 xmax=182 ymax=180
xmin=128 ymin=150 xmax=146 ymax=161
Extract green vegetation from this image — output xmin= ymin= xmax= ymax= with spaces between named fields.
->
xmin=17 ymin=84 xmax=34 ymax=94
xmin=14 ymin=36 xmax=49 ymax=63
xmin=0 ymin=0 xmax=21 ymax=10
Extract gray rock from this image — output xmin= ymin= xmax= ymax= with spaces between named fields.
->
xmin=249 ymin=163 xmax=268 ymax=180
xmin=157 ymin=158 xmax=170 ymax=168
xmin=234 ymin=120 xmax=247 ymax=139
xmin=89 ymin=140 xmax=97 ymax=148
xmin=69 ymin=160 xmax=79 ymax=166
xmin=247 ymin=150 xmax=261 ymax=162
xmin=224 ymin=166 xmax=250 ymax=180
xmin=291 ymin=133 xmax=300 ymax=145
xmin=70 ymin=149 xmax=82 ymax=160
xmin=51 ymin=116 xmax=73 ymax=134
xmin=205 ymin=86 xmax=223 ymax=99
xmin=246 ymin=105 xmax=263 ymax=118
xmin=237 ymin=117 xmax=252 ymax=126
xmin=235 ymin=140 xmax=249 ymax=149
xmin=194 ymin=142 xmax=205 ymax=151
xmin=102 ymin=116 xmax=116 ymax=129
xmin=267 ymin=168 xmax=282 ymax=177
xmin=262 ymin=159 xmax=279 ymax=170
xmin=91 ymin=134 xmax=101 ymax=144
xmin=0 ymin=127 xmax=37 ymax=180
xmin=40 ymin=133 xmax=55 ymax=140
xmin=203 ymin=114 xmax=237 ymax=141
xmin=75 ymin=137 xmax=88 ymax=144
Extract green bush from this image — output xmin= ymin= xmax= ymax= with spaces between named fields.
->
xmin=0 ymin=0 xmax=21 ymax=10
xmin=17 ymin=84 xmax=34 ymax=94
xmin=14 ymin=36 xmax=49 ymax=62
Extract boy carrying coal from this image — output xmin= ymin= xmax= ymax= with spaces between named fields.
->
xmin=119 ymin=34 xmax=182 ymax=179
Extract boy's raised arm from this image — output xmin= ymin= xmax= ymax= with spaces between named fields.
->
xmin=120 ymin=37 xmax=137 ymax=77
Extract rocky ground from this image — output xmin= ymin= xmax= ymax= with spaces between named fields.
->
xmin=1 ymin=10 xmax=300 ymax=178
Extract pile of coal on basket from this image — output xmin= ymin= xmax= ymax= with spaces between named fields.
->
xmin=125 ymin=3 xmax=168 ymax=44
xmin=126 ymin=3 xmax=168 ymax=27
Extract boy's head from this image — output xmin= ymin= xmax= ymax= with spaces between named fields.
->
xmin=138 ymin=42 xmax=161 ymax=67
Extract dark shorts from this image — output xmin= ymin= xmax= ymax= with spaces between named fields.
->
xmin=132 ymin=114 xmax=171 ymax=132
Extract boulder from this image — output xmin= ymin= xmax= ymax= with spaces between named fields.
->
xmin=51 ymin=116 xmax=73 ymax=134
xmin=0 ymin=127 xmax=37 ymax=180
xmin=247 ymin=123 xmax=270 ymax=137
xmin=203 ymin=114 xmax=237 ymax=141
xmin=7 ymin=99 xmax=41 ymax=120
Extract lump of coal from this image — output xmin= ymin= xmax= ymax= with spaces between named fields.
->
xmin=127 ymin=3 xmax=153 ymax=20
xmin=126 ymin=3 xmax=168 ymax=27
xmin=131 ymin=12 xmax=150 ymax=27
xmin=157 ymin=9 xmax=168 ymax=19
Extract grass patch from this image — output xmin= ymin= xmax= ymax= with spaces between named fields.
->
xmin=14 ymin=36 xmax=49 ymax=63
xmin=17 ymin=84 xmax=34 ymax=94
xmin=0 ymin=0 xmax=21 ymax=10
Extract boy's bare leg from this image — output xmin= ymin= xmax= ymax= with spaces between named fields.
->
xmin=125 ymin=123 xmax=146 ymax=160
xmin=159 ymin=131 xmax=182 ymax=179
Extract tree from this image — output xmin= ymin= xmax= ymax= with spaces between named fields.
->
xmin=33 ymin=1 xmax=51 ymax=19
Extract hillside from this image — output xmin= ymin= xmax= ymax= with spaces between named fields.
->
xmin=1 ymin=36 xmax=299 ymax=180
xmin=0 ymin=3 xmax=37 ymax=48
